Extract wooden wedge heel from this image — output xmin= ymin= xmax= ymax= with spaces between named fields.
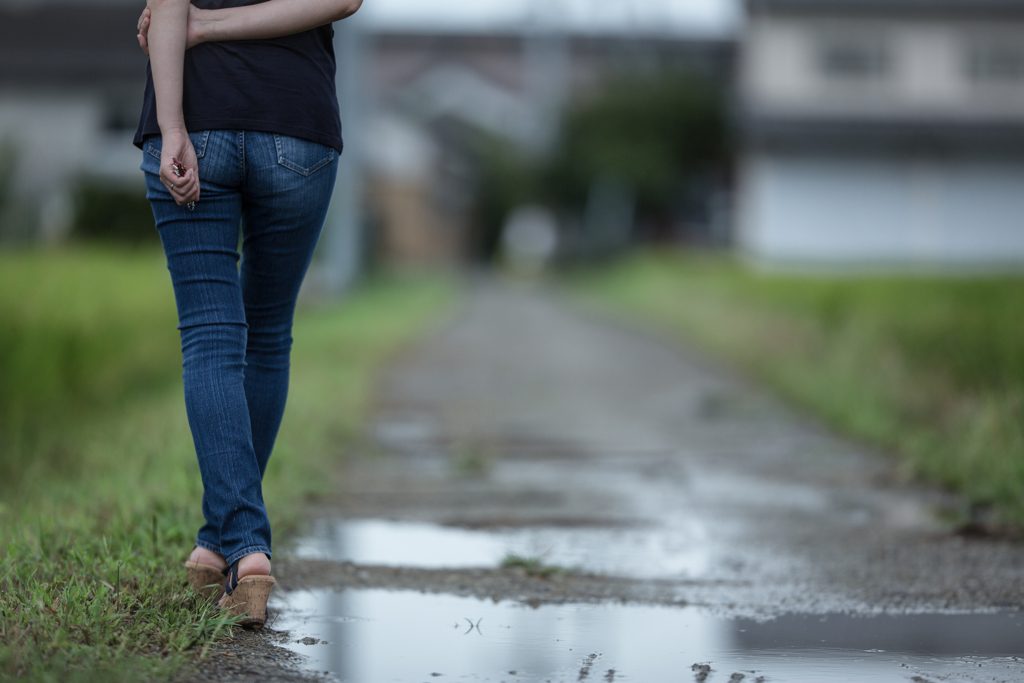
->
xmin=218 ymin=575 xmax=276 ymax=630
xmin=184 ymin=561 xmax=227 ymax=602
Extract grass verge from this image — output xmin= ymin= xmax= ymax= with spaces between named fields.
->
xmin=500 ymin=553 xmax=574 ymax=579
xmin=0 ymin=247 xmax=454 ymax=681
xmin=571 ymin=250 xmax=1024 ymax=526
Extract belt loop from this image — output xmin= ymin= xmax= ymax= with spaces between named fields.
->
xmin=238 ymin=130 xmax=246 ymax=184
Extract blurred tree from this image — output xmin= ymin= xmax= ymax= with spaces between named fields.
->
xmin=471 ymin=70 xmax=729 ymax=262
xmin=544 ymin=71 xmax=728 ymax=214
xmin=0 ymin=140 xmax=32 ymax=243
xmin=0 ymin=140 xmax=14 ymax=213
xmin=471 ymin=139 xmax=542 ymax=262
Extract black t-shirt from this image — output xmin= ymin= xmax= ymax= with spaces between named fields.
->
xmin=134 ymin=0 xmax=342 ymax=153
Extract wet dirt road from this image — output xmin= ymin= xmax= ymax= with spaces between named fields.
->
xmin=205 ymin=283 xmax=1024 ymax=683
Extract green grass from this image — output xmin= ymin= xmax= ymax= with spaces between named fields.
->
xmin=572 ymin=250 xmax=1024 ymax=525
xmin=0 ymin=248 xmax=182 ymax=483
xmin=0 ymin=247 xmax=454 ymax=681
xmin=499 ymin=553 xmax=573 ymax=579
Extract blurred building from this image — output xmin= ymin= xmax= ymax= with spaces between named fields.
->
xmin=0 ymin=0 xmax=732 ymax=259
xmin=362 ymin=29 xmax=732 ymax=266
xmin=738 ymin=0 xmax=1024 ymax=267
xmin=0 ymin=0 xmax=145 ymax=241
xmin=0 ymin=0 xmax=732 ymax=260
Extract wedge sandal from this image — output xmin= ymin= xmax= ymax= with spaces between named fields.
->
xmin=217 ymin=560 xmax=275 ymax=630
xmin=184 ymin=559 xmax=227 ymax=602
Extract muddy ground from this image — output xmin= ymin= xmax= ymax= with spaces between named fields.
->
xmin=188 ymin=283 xmax=1024 ymax=682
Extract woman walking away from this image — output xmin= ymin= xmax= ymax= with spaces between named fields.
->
xmin=135 ymin=0 xmax=361 ymax=629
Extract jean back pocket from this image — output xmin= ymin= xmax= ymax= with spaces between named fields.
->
xmin=274 ymin=134 xmax=335 ymax=176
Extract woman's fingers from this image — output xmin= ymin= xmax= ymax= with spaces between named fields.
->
xmin=169 ymin=183 xmax=199 ymax=207
xmin=159 ymin=131 xmax=201 ymax=206
xmin=160 ymin=163 xmax=184 ymax=192
xmin=179 ymin=169 xmax=200 ymax=204
xmin=138 ymin=10 xmax=151 ymax=55
xmin=168 ymin=176 xmax=194 ymax=201
xmin=162 ymin=165 xmax=201 ymax=207
xmin=169 ymin=173 xmax=199 ymax=205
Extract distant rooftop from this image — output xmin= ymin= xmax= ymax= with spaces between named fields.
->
xmin=0 ymin=0 xmax=741 ymax=38
xmin=748 ymin=0 xmax=1024 ymax=16
xmin=358 ymin=0 xmax=738 ymax=38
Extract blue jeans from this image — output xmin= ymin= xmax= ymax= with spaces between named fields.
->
xmin=142 ymin=130 xmax=338 ymax=566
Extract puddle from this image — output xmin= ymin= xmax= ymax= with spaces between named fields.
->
xmin=273 ymin=588 xmax=1024 ymax=683
xmin=292 ymin=518 xmax=712 ymax=578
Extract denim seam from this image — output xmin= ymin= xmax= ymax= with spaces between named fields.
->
xmin=195 ymin=130 xmax=210 ymax=158
xmin=224 ymin=545 xmax=272 ymax=567
xmin=273 ymin=134 xmax=334 ymax=177
xmin=195 ymin=538 xmax=222 ymax=554
xmin=176 ymin=320 xmax=249 ymax=332
xmin=238 ymin=131 xmax=246 ymax=185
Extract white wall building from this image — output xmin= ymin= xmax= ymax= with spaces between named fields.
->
xmin=738 ymin=0 xmax=1024 ymax=266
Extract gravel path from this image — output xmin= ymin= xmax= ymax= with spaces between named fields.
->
xmin=194 ymin=282 xmax=1024 ymax=682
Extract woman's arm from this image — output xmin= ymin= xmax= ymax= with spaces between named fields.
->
xmin=194 ymin=0 xmax=362 ymax=43
xmin=146 ymin=0 xmax=200 ymax=206
xmin=138 ymin=0 xmax=362 ymax=54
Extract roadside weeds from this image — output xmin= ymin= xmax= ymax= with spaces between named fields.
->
xmin=0 ymin=249 xmax=454 ymax=681
xmin=570 ymin=250 xmax=1024 ymax=528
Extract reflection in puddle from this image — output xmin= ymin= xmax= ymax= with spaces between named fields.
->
xmin=293 ymin=518 xmax=711 ymax=578
xmin=273 ymin=589 xmax=1024 ymax=683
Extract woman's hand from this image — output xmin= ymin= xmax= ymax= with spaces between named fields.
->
xmin=159 ymin=128 xmax=201 ymax=207
xmin=138 ymin=6 xmax=204 ymax=56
